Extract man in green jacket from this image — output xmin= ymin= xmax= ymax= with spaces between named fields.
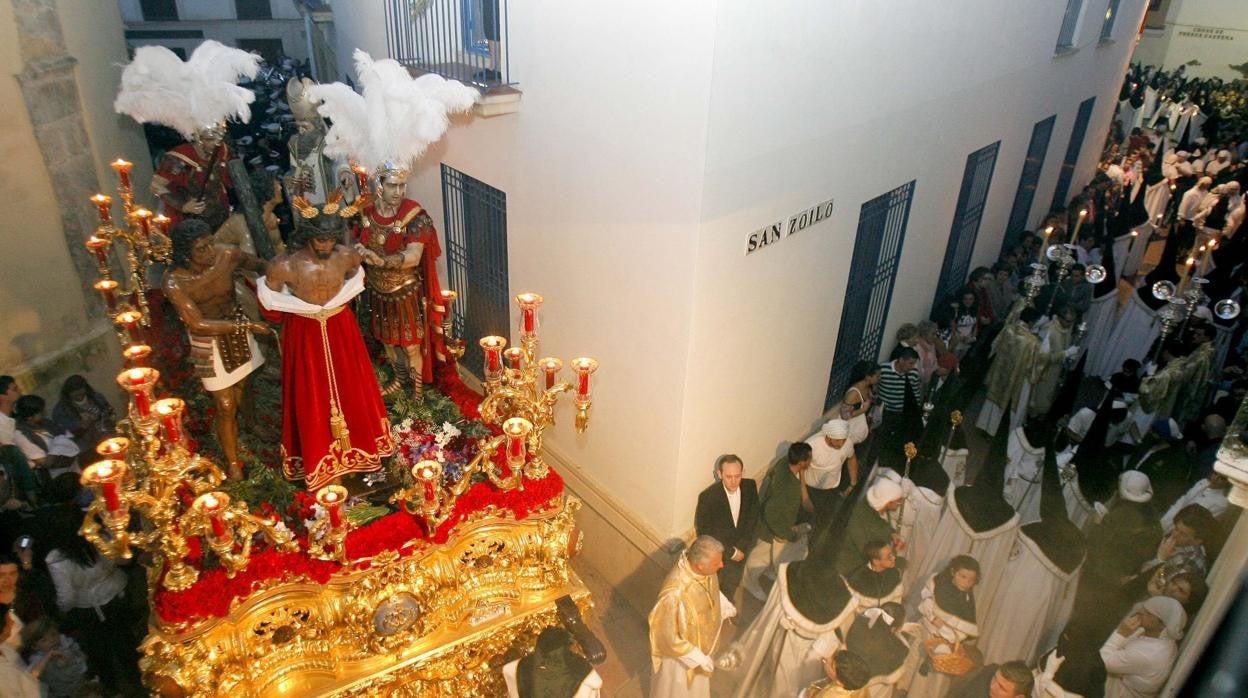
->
xmin=836 ymin=477 xmax=905 ymax=575
xmin=742 ymin=442 xmax=812 ymax=601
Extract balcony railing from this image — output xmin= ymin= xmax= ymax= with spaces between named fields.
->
xmin=385 ymin=0 xmax=512 ymax=88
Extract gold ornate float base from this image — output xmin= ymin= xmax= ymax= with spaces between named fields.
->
xmin=141 ymin=498 xmax=589 ymax=697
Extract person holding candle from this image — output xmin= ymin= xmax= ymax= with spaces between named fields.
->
xmin=163 ymin=220 xmax=270 ymax=480
xmin=259 ymin=208 xmax=394 ymax=491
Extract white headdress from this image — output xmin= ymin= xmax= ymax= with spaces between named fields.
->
xmin=308 ymin=49 xmax=478 ymax=179
xmin=114 ymin=40 xmax=262 ymax=139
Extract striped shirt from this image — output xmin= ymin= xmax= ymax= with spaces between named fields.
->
xmin=876 ymin=361 xmax=919 ymax=412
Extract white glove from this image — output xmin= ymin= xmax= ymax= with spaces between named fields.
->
xmin=678 ymin=648 xmax=715 ymax=673
xmin=1064 ymin=346 xmax=1079 ymax=359
xmin=719 ymin=592 xmax=737 ymax=620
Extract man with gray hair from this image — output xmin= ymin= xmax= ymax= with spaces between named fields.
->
xmin=649 ymin=535 xmax=736 ymax=697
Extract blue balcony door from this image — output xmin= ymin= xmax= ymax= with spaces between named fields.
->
xmin=825 ymin=181 xmax=916 ymax=411
xmin=440 ymin=164 xmax=510 ymax=380
xmin=1002 ymin=115 xmax=1057 ymax=254
xmin=1051 ymin=97 xmax=1097 ymax=211
xmin=934 ymin=142 xmax=1000 ymax=311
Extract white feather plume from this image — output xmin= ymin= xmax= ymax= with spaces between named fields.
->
xmin=114 ymin=40 xmax=261 ymax=139
xmin=307 ymin=49 xmax=479 ymax=173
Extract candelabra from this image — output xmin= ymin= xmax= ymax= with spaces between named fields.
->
xmin=77 ymin=158 xmax=297 ymax=591
xmin=391 ymin=292 xmax=599 ymax=533
xmin=85 ymin=160 xmax=173 ymax=354
xmin=1023 ymin=210 xmax=1106 ymax=314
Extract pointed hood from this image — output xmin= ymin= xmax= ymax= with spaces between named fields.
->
xmin=1020 ymin=426 xmax=1086 ymax=574
xmin=952 ymin=407 xmax=1015 ymax=531
xmin=787 ymin=516 xmax=855 ymax=623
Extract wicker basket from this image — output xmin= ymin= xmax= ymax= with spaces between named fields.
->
xmin=923 ymin=637 xmax=977 ymax=677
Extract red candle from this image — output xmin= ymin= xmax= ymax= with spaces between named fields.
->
xmin=578 ymin=372 xmax=589 ymax=396
xmin=123 ymin=344 xmax=152 ymax=366
xmin=152 ymin=214 xmax=171 ymax=236
xmin=515 ymin=292 xmax=543 ymax=335
xmin=85 ymin=460 xmax=124 ymax=512
xmin=504 ymin=347 xmax=524 ymax=371
xmin=124 ymin=368 xmax=152 ymax=417
xmin=571 ymin=357 xmax=598 ymax=399
xmin=195 ymin=493 xmax=228 ymax=538
xmin=503 ymin=418 xmax=531 ymax=464
xmin=85 ymin=235 xmax=109 ymax=266
xmin=90 ymin=194 xmax=112 ymax=224
xmin=480 ymin=336 xmax=506 ymax=373
xmin=540 ymin=357 xmax=562 ymax=390
xmin=110 ymin=159 xmax=132 ymax=189
xmin=414 ymin=462 xmax=440 ymax=504
xmin=317 ymin=486 xmax=348 ymax=528
xmin=354 ymin=165 xmax=369 ymax=193
xmin=94 ymin=279 xmax=119 ymax=313
xmin=134 ymin=209 xmax=153 ymax=238
xmin=153 ymin=398 xmax=184 ymax=444
xmin=96 ymin=437 xmax=130 ymax=459
xmin=423 ymin=480 xmax=436 ymax=503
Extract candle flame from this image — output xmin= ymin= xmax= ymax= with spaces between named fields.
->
xmin=96 ymin=462 xmax=113 ymax=478
xmin=90 ymin=194 xmax=110 ymax=204
xmin=127 ymin=367 xmax=145 ymax=381
xmin=110 ymin=159 xmax=132 ymax=168
xmin=201 ymin=493 xmax=219 ymax=509
xmin=94 ymin=279 xmax=118 ymax=291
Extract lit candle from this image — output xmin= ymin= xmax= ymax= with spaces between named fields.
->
xmin=353 ymin=165 xmax=369 ymax=193
xmin=152 ymin=213 xmax=171 ymax=236
xmin=1070 ymin=209 xmax=1087 ymax=245
xmin=194 ymin=492 xmax=229 ymax=538
xmin=1179 ymin=257 xmax=1196 ymax=292
xmin=153 ymin=397 xmax=185 ymax=445
xmin=413 ymin=461 xmax=441 ymax=505
xmin=110 ymin=159 xmax=133 ymax=189
xmin=123 ymin=344 xmax=152 ymax=366
xmin=440 ymin=288 xmax=457 ymax=309
xmin=571 ymin=357 xmax=599 ymax=399
xmin=504 ymin=347 xmax=524 ymax=371
xmin=117 ymin=367 xmax=157 ymax=418
xmin=480 ymin=336 xmax=506 ymax=374
xmin=85 ymin=235 xmax=109 ymax=266
xmin=90 ymin=194 xmax=112 ymax=224
xmin=515 ymin=292 xmax=543 ymax=335
xmin=502 ymin=417 xmax=532 ymax=466
xmin=96 ymin=437 xmax=130 ymax=459
xmin=115 ymin=310 xmax=143 ymax=344
xmin=539 ymin=357 xmax=562 ymax=390
xmin=1038 ymin=225 xmax=1055 ymax=263
xmin=83 ymin=460 xmax=126 ymax=512
xmin=133 ymin=208 xmax=153 ymax=238
xmin=316 ymin=485 xmax=348 ymax=528
xmin=94 ymin=279 xmax=119 ymax=313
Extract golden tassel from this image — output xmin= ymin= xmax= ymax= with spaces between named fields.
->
xmin=330 ymin=402 xmax=352 ymax=452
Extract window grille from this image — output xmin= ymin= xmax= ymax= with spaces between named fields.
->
xmin=934 ymin=142 xmax=1000 ymax=312
xmin=824 ymin=181 xmax=916 ymax=411
xmin=386 ymin=0 xmax=512 ymax=87
xmin=1051 ymin=97 xmax=1097 ymax=212
xmin=440 ymin=164 xmax=510 ymax=379
xmin=1002 ymin=115 xmax=1057 ymax=254
xmin=1101 ymin=0 xmax=1121 ymax=40
xmin=1057 ymin=0 xmax=1084 ymax=50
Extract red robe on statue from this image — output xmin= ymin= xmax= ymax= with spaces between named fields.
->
xmin=353 ymin=198 xmax=456 ymax=384
xmin=151 ymin=142 xmax=234 ymax=230
xmin=258 ymin=270 xmax=394 ymax=490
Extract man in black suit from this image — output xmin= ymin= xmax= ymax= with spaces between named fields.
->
xmin=694 ymin=454 xmax=760 ymax=599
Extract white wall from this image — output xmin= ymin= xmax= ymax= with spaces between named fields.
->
xmin=120 ymin=0 xmax=301 ymax=22
xmin=1134 ymin=0 xmax=1248 ymax=78
xmin=331 ymin=0 xmax=1146 ymax=538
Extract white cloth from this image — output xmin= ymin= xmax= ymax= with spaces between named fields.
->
xmin=1004 ymin=428 xmax=1044 ymax=525
xmin=1082 ymin=291 xmax=1122 ymax=380
xmin=729 ymin=563 xmax=857 ymax=698
xmin=940 ymin=446 xmax=969 ymax=487
xmin=0 ymin=412 xmax=14 ymax=446
xmin=256 ymin=267 xmax=366 ymax=313
xmin=1058 ymin=448 xmax=1097 ymax=530
xmin=13 ymin=428 xmax=78 ymax=462
xmin=900 ymin=484 xmax=946 ymax=594
xmin=0 ymin=644 xmax=42 ymax=698
xmin=502 ymin=660 xmax=602 ymax=698
xmin=905 ymin=575 xmax=980 ymax=698
xmin=805 ymin=434 xmax=854 ymax=490
xmin=1144 ymin=180 xmax=1172 ymax=223
xmin=909 ymin=484 xmax=1020 ymax=624
xmin=1096 ymin=293 xmax=1160 ymax=380
xmin=1178 ymin=187 xmax=1207 ymax=221
xmin=190 ymin=330 xmax=265 ymax=392
xmin=45 ymin=550 xmax=127 ymax=615
xmin=652 ymin=656 xmax=710 ymax=698
xmin=1066 ymin=407 xmax=1131 ymax=447
xmin=1100 ymin=630 xmax=1177 ymax=698
xmin=979 ymin=532 xmax=1083 ymax=665
xmin=1160 ymin=479 xmax=1230 ymax=531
